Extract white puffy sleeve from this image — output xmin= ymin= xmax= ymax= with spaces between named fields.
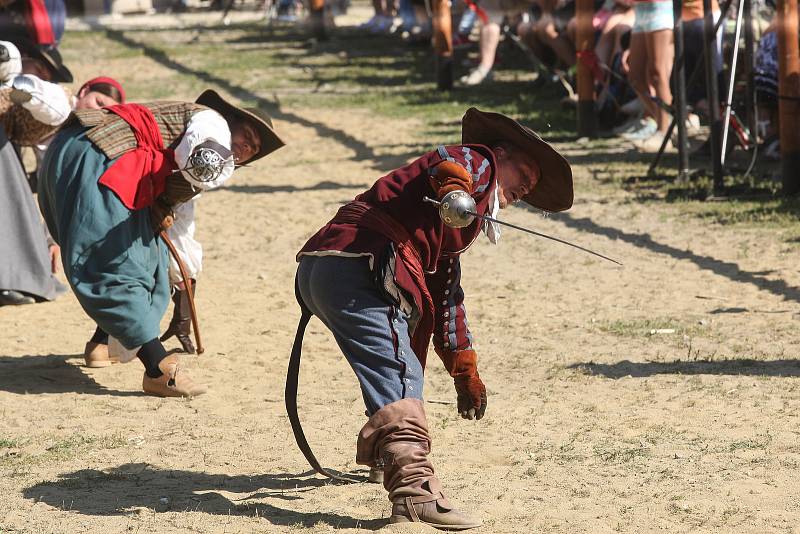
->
xmin=12 ymin=74 xmax=71 ymax=126
xmin=173 ymin=109 xmax=235 ymax=190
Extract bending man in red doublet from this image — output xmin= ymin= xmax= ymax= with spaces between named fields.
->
xmin=292 ymin=108 xmax=573 ymax=529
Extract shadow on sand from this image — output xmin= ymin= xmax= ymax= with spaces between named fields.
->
xmin=0 ymin=353 xmax=144 ymax=396
xmin=23 ymin=463 xmax=385 ymax=529
xmin=569 ymin=358 xmax=800 ymax=379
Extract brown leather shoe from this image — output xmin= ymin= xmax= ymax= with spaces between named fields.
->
xmin=142 ymin=355 xmax=206 ymax=397
xmin=391 ymin=487 xmax=481 ymax=529
xmin=83 ymin=342 xmax=119 ymax=368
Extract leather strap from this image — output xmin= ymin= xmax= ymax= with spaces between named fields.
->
xmin=404 ymin=492 xmax=443 ymax=504
xmin=405 ymin=496 xmax=421 ymax=522
xmin=159 ymin=230 xmax=203 ymax=354
xmin=285 ymin=277 xmax=361 ymax=484
xmin=401 ymin=492 xmax=446 ymax=522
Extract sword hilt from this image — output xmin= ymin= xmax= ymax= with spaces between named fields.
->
xmin=424 ymin=192 xmax=477 ymax=228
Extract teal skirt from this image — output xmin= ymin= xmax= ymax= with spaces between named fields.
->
xmin=38 ymin=125 xmax=170 ymax=349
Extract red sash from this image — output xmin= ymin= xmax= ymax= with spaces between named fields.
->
xmin=97 ymin=104 xmax=176 ymax=210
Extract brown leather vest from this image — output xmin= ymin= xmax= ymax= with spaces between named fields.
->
xmin=68 ymin=101 xmax=208 ymax=160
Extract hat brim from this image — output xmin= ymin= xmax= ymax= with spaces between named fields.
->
xmin=461 ymin=107 xmax=573 ymax=212
xmin=14 ymin=40 xmax=72 ymax=83
xmin=195 ymin=89 xmax=285 ymax=165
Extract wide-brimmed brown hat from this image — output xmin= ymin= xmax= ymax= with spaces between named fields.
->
xmin=196 ymin=89 xmax=285 ymax=165
xmin=15 ymin=40 xmax=73 ymax=83
xmin=461 ymin=107 xmax=573 ymax=212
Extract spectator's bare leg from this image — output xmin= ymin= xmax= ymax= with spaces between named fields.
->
xmin=595 ymin=11 xmax=633 ymax=67
xmin=479 ymin=22 xmax=501 ymax=73
xmin=646 ymin=28 xmax=674 ymax=132
xmin=627 ymin=31 xmax=656 ymax=120
xmin=518 ymin=20 xmax=548 ymax=60
xmin=537 ymin=20 xmax=575 ymax=67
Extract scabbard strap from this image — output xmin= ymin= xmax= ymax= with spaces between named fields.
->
xmin=285 ymin=277 xmax=361 ymax=484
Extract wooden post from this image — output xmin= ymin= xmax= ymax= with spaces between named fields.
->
xmin=431 ymin=0 xmax=453 ymax=90
xmin=673 ymin=0 xmax=689 ymax=179
xmin=309 ymin=0 xmax=327 ymax=40
xmin=744 ymin=0 xmax=757 ymax=148
xmin=702 ymin=0 xmax=723 ymax=194
xmin=575 ymin=0 xmax=596 ymax=136
xmin=777 ymin=0 xmax=800 ymax=195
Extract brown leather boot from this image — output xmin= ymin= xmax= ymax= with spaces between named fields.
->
xmin=356 ymin=398 xmax=481 ymax=530
xmin=83 ymin=341 xmax=120 ymax=368
xmin=160 ymin=281 xmax=196 ymax=354
xmin=142 ymin=355 xmax=206 ymax=397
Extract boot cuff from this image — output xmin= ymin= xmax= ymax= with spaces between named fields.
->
xmin=356 ymin=398 xmax=429 ymax=467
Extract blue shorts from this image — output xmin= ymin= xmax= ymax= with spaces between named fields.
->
xmin=632 ymin=1 xmax=674 ymax=34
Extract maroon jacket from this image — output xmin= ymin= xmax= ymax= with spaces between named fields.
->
xmin=297 ymin=144 xmax=498 ymax=366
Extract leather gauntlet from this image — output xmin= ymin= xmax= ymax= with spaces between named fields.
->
xmin=429 ymin=160 xmax=474 ymax=199
xmin=150 ymin=175 xmax=199 ymax=234
xmin=435 ymin=347 xmax=487 ymax=420
xmin=150 ymin=195 xmax=175 ymax=234
xmin=163 ymin=173 xmax=200 ymax=205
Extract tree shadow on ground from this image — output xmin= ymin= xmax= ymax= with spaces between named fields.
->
xmin=23 ymin=463 xmax=384 ymax=529
xmin=0 ymin=354 xmax=144 ymax=396
xmin=569 ymin=358 xmax=800 ymax=378
xmin=103 ymin=27 xmax=574 ymax=172
xmin=103 ymin=29 xmax=381 ymax=168
xmin=217 ymin=180 xmax=369 ymax=195
xmin=549 ymin=212 xmax=800 ymax=305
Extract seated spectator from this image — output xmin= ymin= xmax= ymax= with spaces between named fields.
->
xmin=754 ymin=17 xmax=779 ymax=159
xmin=517 ymin=0 xmax=575 ymax=72
xmin=451 ymin=0 xmax=478 ymax=47
xmin=593 ymin=0 xmax=633 ymax=73
xmin=460 ymin=0 xmax=532 ymax=85
xmin=589 ymin=0 xmax=635 ymax=128
xmin=0 ymin=0 xmax=66 ymax=46
xmin=360 ymin=0 xmax=396 ymax=33
xmin=399 ymin=0 xmax=432 ymax=43
xmin=681 ymin=0 xmax=721 ymax=115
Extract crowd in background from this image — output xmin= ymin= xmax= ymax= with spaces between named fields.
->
xmin=355 ymin=0 xmax=780 ymax=158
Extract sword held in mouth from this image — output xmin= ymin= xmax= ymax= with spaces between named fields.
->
xmin=424 ymin=191 xmax=623 ymax=266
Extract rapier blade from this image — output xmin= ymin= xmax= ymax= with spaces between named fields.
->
xmin=423 ymin=195 xmax=622 ymax=265
xmin=471 ymin=211 xmax=623 ymax=266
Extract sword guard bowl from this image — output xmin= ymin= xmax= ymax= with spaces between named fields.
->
xmin=438 ymin=190 xmax=476 ymax=228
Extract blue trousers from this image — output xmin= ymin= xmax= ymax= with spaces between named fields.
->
xmin=296 ymin=255 xmax=424 ymax=416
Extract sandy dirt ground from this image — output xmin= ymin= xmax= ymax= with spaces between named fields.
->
xmin=3 ymin=9 xmax=800 ymax=534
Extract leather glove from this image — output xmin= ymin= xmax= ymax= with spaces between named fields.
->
xmin=436 ymin=348 xmax=487 ymax=420
xmin=429 ymin=160 xmax=474 ymax=198
xmin=150 ymin=195 xmax=175 ymax=235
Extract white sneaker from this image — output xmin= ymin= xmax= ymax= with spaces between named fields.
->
xmin=620 ymin=98 xmax=642 ymax=116
xmin=370 ymin=14 xmax=393 ymax=33
xmin=359 ymin=15 xmax=380 ymax=30
xmin=459 ymin=66 xmax=492 ymax=86
xmin=686 ymin=113 xmax=701 ymax=135
xmin=635 ymin=132 xmax=675 ymax=153
xmin=612 ymin=115 xmax=643 ymax=135
xmin=622 ymin=117 xmax=657 ymax=140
